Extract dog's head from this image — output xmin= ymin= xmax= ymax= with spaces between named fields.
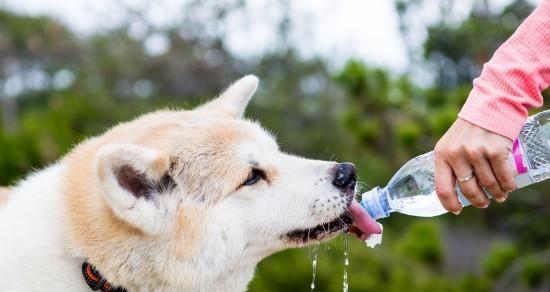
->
xmin=64 ymin=76 xmax=378 ymax=289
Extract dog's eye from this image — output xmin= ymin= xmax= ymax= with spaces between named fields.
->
xmin=242 ymin=169 xmax=266 ymax=186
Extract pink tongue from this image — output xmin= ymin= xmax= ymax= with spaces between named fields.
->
xmin=350 ymin=202 xmax=382 ymax=234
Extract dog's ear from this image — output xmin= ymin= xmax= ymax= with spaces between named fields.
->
xmin=199 ymin=74 xmax=259 ymax=118
xmin=95 ymin=144 xmax=178 ymax=235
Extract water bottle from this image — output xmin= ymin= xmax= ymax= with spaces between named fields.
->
xmin=361 ymin=110 xmax=550 ymax=220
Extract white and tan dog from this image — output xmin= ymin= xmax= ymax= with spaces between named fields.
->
xmin=0 ymin=76 xmax=380 ymax=292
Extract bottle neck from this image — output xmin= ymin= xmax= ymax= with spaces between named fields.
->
xmin=360 ymin=187 xmax=391 ymax=220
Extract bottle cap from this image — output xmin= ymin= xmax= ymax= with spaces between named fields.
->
xmin=360 ymin=187 xmax=390 ymax=220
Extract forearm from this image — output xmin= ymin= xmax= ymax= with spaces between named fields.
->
xmin=458 ymin=0 xmax=550 ymax=140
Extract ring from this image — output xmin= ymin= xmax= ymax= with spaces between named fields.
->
xmin=457 ymin=172 xmax=474 ymax=183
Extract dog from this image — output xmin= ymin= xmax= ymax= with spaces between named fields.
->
xmin=0 ymin=187 xmax=9 ymax=206
xmin=0 ymin=75 xmax=380 ymax=291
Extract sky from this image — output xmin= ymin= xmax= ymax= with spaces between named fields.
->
xmin=0 ymin=0 xmax=535 ymax=73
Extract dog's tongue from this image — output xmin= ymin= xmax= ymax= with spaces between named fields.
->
xmin=350 ymin=202 xmax=382 ymax=234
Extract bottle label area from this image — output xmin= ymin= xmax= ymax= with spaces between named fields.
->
xmin=512 ymin=139 xmax=528 ymax=174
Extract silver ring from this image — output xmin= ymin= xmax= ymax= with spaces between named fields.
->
xmin=457 ymin=173 xmax=474 ymax=183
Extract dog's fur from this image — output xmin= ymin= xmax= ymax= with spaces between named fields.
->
xmin=0 ymin=187 xmax=10 ymax=206
xmin=0 ymin=76 xmax=355 ymax=292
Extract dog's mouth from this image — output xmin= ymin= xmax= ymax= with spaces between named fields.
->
xmin=284 ymin=202 xmax=382 ymax=244
xmin=285 ymin=211 xmax=354 ymax=243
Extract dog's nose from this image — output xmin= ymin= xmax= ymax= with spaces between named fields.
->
xmin=332 ymin=163 xmax=357 ymax=190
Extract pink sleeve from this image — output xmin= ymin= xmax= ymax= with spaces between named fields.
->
xmin=458 ymin=0 xmax=550 ymax=140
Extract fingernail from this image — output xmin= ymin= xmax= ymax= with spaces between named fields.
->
xmin=496 ymin=196 xmax=507 ymax=203
xmin=482 ymin=203 xmax=490 ymax=208
xmin=452 ymin=210 xmax=461 ymax=215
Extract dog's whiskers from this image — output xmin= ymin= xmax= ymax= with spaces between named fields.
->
xmin=336 ymin=217 xmax=347 ymax=227
xmin=354 ymin=180 xmax=371 ymax=199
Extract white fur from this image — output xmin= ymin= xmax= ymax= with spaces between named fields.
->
xmin=199 ymin=75 xmax=259 ymax=118
xmin=0 ymin=165 xmax=89 ymax=291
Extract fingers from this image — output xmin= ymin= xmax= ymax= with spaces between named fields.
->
xmin=467 ymin=151 xmax=508 ymax=203
xmin=434 ymin=156 xmax=462 ymax=214
xmin=434 ymin=118 xmax=515 ymax=213
xmin=488 ymin=150 xmax=517 ymax=195
xmin=450 ymin=158 xmax=490 ymax=208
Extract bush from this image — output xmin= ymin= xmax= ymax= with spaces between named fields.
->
xmin=520 ymin=255 xmax=547 ymax=288
xmin=482 ymin=242 xmax=517 ymax=279
xmin=395 ymin=220 xmax=443 ymax=268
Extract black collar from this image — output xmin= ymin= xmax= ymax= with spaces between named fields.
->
xmin=82 ymin=261 xmax=128 ymax=292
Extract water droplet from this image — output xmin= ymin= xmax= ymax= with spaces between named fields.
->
xmin=343 ymin=235 xmax=350 ymax=292
xmin=310 ymin=243 xmax=320 ymax=291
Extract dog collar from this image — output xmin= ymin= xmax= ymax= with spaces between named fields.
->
xmin=82 ymin=261 xmax=128 ymax=292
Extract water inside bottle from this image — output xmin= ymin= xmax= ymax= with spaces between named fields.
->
xmin=386 ymin=155 xmax=436 ymax=200
xmin=531 ymin=165 xmax=550 ymax=182
xmin=391 ymin=192 xmax=447 ymax=217
xmin=520 ymin=111 xmax=550 ymax=182
xmin=385 ymin=164 xmax=449 ymax=216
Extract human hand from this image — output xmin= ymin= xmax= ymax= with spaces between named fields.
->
xmin=434 ymin=118 xmax=516 ymax=214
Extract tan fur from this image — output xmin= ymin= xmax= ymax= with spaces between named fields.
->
xmin=0 ymin=187 xmax=10 ymax=206
xmin=63 ymin=110 xmax=257 ymax=285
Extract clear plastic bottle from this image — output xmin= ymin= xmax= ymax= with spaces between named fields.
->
xmin=361 ymin=110 xmax=550 ymax=220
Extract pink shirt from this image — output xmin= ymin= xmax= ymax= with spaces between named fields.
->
xmin=458 ymin=0 xmax=550 ymax=140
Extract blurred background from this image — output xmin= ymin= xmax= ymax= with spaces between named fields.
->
xmin=0 ymin=0 xmax=548 ymax=291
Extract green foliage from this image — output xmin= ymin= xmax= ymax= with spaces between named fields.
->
xmin=395 ymin=220 xmax=443 ymax=267
xmin=427 ymin=105 xmax=458 ymax=137
xmin=395 ymin=119 xmax=422 ymax=147
xmin=422 ymin=0 xmax=533 ymax=87
xmin=482 ymin=242 xmax=518 ymax=279
xmin=457 ymin=273 xmax=491 ymax=292
xmin=520 ymin=255 xmax=547 ymax=288
xmin=336 ymin=60 xmax=371 ymax=98
xmin=0 ymin=9 xmax=73 ymax=53
xmin=0 ymin=130 xmax=42 ymax=184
